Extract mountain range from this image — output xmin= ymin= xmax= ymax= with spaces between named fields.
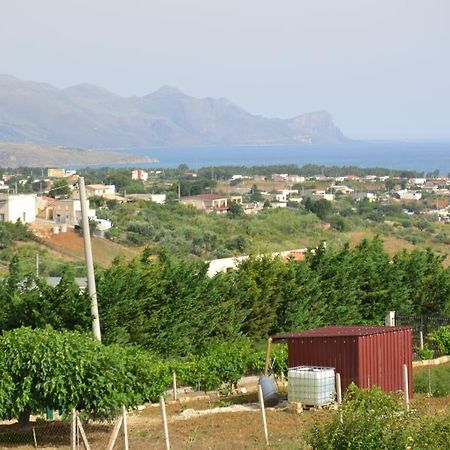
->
xmin=0 ymin=74 xmax=347 ymax=149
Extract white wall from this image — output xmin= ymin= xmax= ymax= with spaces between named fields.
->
xmin=0 ymin=194 xmax=36 ymax=223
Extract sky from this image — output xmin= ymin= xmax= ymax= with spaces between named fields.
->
xmin=0 ymin=0 xmax=449 ymax=140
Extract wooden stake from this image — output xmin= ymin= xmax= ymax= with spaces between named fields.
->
xmin=173 ymin=371 xmax=178 ymax=401
xmin=32 ymin=427 xmax=38 ymax=448
xmin=258 ymin=384 xmax=269 ymax=446
xmin=336 ymin=372 xmax=342 ymax=405
xmin=160 ymin=396 xmax=170 ymax=450
xmin=76 ymin=416 xmax=91 ymax=450
xmin=264 ymin=337 xmax=273 ymax=376
xmin=106 ymin=416 xmax=123 ymax=450
xmin=428 ymin=365 xmax=432 ymax=396
xmin=122 ymin=405 xmax=129 ymax=450
xmin=70 ymin=409 xmax=77 ymax=450
xmin=403 ymin=364 xmax=410 ymax=412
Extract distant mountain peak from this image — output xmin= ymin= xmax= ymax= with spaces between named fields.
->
xmin=150 ymin=85 xmax=185 ymax=97
xmin=63 ymin=82 xmax=118 ymax=97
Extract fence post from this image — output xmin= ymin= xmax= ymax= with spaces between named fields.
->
xmin=258 ymin=384 xmax=269 ymax=446
xmin=419 ymin=331 xmax=424 ymax=350
xmin=160 ymin=396 xmax=170 ymax=450
xmin=385 ymin=311 xmax=395 ymax=327
xmin=403 ymin=364 xmax=410 ymax=412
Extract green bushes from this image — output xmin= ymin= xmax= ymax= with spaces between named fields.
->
xmin=307 ymin=384 xmax=450 ymax=449
xmin=172 ymin=340 xmax=288 ymax=392
xmin=430 ymin=325 xmax=450 ymax=355
xmin=0 ymin=327 xmax=171 ymax=422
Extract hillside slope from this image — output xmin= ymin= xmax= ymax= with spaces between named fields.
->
xmin=0 ymin=74 xmax=347 ymax=148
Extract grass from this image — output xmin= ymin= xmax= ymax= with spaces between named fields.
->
xmin=413 ymin=363 xmax=450 ymax=397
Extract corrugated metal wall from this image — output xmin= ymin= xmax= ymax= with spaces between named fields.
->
xmin=287 ymin=336 xmax=359 ymax=393
xmin=286 ymin=328 xmax=412 ymax=398
xmin=357 ymin=328 xmax=412 ymax=398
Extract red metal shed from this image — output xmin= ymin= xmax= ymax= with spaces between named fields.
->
xmin=273 ymin=325 xmax=413 ymax=398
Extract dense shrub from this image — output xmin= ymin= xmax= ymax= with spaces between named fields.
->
xmin=307 ymin=384 xmax=450 ymax=450
xmin=430 ymin=325 xmax=450 ymax=355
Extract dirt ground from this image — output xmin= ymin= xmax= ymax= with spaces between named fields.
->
xmin=29 ymin=220 xmax=139 ymax=267
xmin=1 ymin=390 xmax=449 ymax=450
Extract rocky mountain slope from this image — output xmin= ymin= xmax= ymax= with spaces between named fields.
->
xmin=0 ymin=74 xmax=347 ymax=148
xmin=0 ymin=141 xmax=152 ymax=168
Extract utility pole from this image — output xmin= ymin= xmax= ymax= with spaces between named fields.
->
xmin=79 ymin=177 xmax=101 ymax=341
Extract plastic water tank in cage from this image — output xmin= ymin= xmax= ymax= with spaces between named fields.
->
xmin=288 ymin=366 xmax=335 ymax=406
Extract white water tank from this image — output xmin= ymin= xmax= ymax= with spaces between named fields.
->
xmin=288 ymin=366 xmax=335 ymax=405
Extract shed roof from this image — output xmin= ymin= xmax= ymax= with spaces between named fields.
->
xmin=272 ymin=325 xmax=412 ymax=340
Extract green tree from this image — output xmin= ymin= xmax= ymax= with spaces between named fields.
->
xmin=0 ymin=327 xmax=171 ymax=426
xmin=49 ymin=179 xmax=71 ymax=198
xmin=228 ymin=201 xmax=244 ymax=218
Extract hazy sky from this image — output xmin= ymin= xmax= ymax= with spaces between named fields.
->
xmin=1 ymin=0 xmax=449 ymax=139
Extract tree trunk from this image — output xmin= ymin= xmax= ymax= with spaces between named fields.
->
xmin=18 ymin=406 xmax=31 ymax=429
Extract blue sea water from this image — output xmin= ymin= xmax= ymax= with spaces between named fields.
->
xmin=109 ymin=141 xmax=450 ymax=174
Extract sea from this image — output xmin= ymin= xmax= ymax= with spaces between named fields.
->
xmin=105 ymin=141 xmax=450 ymax=174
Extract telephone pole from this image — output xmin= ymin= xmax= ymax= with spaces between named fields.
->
xmin=79 ymin=177 xmax=101 ymax=341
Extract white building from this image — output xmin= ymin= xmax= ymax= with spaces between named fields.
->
xmin=410 ymin=178 xmax=427 ymax=186
xmin=0 ymin=193 xmax=36 ymax=223
xmin=85 ymin=184 xmax=116 ymax=197
xmin=396 ymin=190 xmax=422 ymax=201
xmin=149 ymin=194 xmax=166 ymax=204
xmin=131 ymin=169 xmax=149 ymax=182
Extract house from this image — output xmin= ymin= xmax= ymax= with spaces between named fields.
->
xmin=131 ymin=169 xmax=149 ymax=182
xmin=396 ymin=190 xmax=422 ymax=201
xmin=332 ymin=185 xmax=354 ymax=194
xmin=0 ymin=193 xmax=36 ymax=223
xmin=126 ymin=193 xmax=166 ymax=204
xmin=287 ymin=175 xmax=305 ymax=183
xmin=47 ymin=168 xmax=66 ymax=178
xmin=351 ymin=192 xmax=377 ymax=203
xmin=207 ymin=248 xmax=308 ymax=277
xmin=229 ymin=195 xmax=243 ymax=204
xmin=410 ymin=178 xmax=427 ymax=186
xmin=271 ymin=173 xmax=289 ymax=182
xmin=53 ymin=199 xmax=95 ymax=225
xmin=85 ymin=184 xmax=116 ymax=197
xmin=242 ymin=202 xmax=264 ymax=214
xmin=312 ymin=192 xmax=335 ymax=201
xmin=36 ymin=196 xmax=56 ymax=219
xmin=180 ymin=194 xmax=228 ymax=213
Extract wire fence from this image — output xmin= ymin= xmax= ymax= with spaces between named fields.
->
xmin=395 ymin=314 xmax=450 ymax=356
